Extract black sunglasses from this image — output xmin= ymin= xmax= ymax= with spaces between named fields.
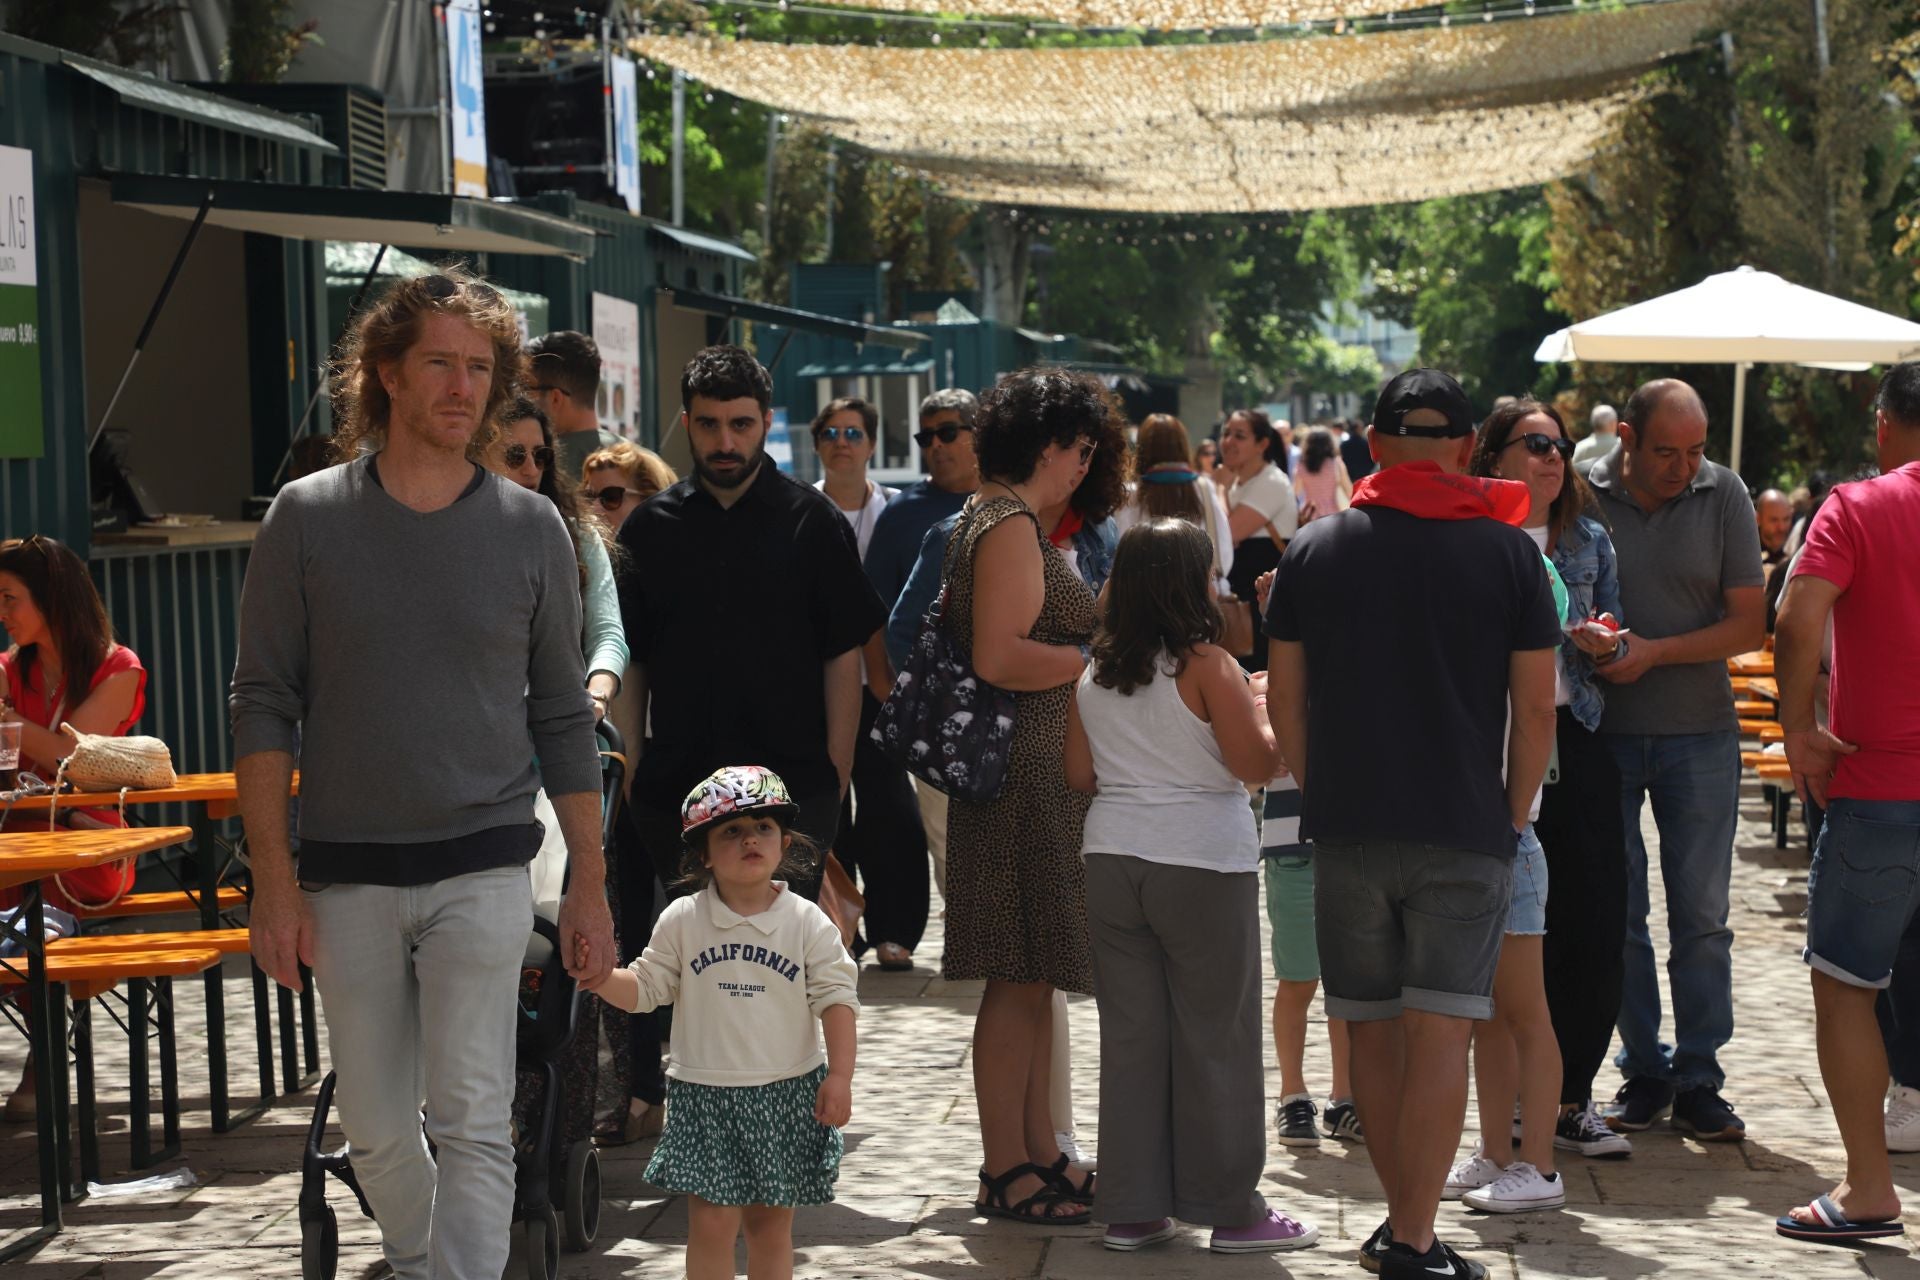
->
xmin=914 ymin=423 xmax=972 ymax=448
xmin=503 ymin=443 xmax=555 ymax=470
xmin=418 ymin=274 xmax=502 ymax=305
xmin=1504 ymin=432 xmax=1574 ymax=461
xmin=530 ymin=383 xmax=571 ymax=400
xmin=815 ymin=426 xmax=867 ymax=444
xmin=592 ymin=484 xmax=642 ymax=510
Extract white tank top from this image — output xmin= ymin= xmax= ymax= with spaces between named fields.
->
xmin=1075 ymin=653 xmax=1259 ymax=873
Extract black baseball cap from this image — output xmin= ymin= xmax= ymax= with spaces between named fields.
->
xmin=1372 ymin=368 xmax=1477 ymax=439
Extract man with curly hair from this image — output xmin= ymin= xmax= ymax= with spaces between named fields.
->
xmin=615 ymin=345 xmax=886 ymax=901
xmin=232 ymin=269 xmax=614 ymax=1280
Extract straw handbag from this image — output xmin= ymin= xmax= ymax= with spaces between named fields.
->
xmin=55 ymin=722 xmax=177 ymax=793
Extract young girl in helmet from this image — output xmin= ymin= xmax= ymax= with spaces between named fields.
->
xmin=578 ymin=765 xmax=860 ymax=1280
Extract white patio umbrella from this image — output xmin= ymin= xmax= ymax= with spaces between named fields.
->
xmin=1534 ymin=265 xmax=1920 ymax=473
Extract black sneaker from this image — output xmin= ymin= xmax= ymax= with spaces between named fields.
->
xmin=1555 ymin=1104 xmax=1633 ymax=1157
xmin=1380 ymin=1237 xmax=1486 ymax=1280
xmin=1358 ymin=1219 xmax=1392 ymax=1273
xmin=1673 ymin=1086 xmax=1746 ymax=1142
xmin=1324 ymin=1098 xmax=1365 ymax=1143
xmin=1603 ymin=1076 xmax=1674 ymax=1132
xmin=1275 ymin=1094 xmax=1320 ymax=1147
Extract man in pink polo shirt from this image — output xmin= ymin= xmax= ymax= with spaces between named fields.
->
xmin=1773 ymin=361 xmax=1920 ymax=1246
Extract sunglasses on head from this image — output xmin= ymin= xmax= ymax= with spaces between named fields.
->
xmin=815 ymin=426 xmax=866 ymax=444
xmin=503 ymin=443 xmax=554 ymax=470
xmin=914 ymin=423 xmax=972 ymax=448
xmin=1504 ymin=432 xmax=1574 ymax=460
xmin=418 ymin=274 xmax=502 ymax=306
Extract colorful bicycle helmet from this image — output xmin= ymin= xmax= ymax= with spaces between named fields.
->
xmin=680 ymin=765 xmax=800 ymax=842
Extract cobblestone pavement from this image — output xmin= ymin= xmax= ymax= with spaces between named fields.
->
xmin=3 ymin=774 xmax=1916 ymax=1277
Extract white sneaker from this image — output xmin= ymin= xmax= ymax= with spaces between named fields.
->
xmin=1887 ymin=1085 xmax=1920 ymax=1153
xmin=1462 ymin=1161 xmax=1567 ymax=1213
xmin=1055 ymin=1130 xmax=1094 ymax=1168
xmin=1443 ymin=1146 xmax=1502 ymax=1199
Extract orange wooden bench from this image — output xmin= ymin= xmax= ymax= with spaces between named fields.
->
xmin=73 ymin=886 xmax=248 ymax=920
xmin=1739 ymin=718 xmax=1781 ymax=737
xmin=1735 ymin=700 xmax=1776 ymax=719
xmin=1 ymin=945 xmax=222 ymax=1179
xmin=52 ymin=927 xmax=250 ymax=957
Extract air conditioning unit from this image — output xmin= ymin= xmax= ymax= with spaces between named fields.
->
xmin=186 ymin=82 xmax=389 ymax=190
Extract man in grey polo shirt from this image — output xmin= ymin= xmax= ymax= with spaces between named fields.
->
xmin=1587 ymin=378 xmax=1765 ymax=1143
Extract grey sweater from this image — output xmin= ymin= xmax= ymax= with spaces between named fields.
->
xmin=230 ymin=457 xmax=601 ymax=847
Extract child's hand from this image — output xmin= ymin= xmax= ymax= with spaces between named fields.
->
xmin=814 ymin=1073 xmax=852 ymax=1128
xmin=572 ymin=937 xmax=606 ymax=992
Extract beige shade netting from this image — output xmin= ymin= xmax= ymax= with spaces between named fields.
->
xmin=634 ymin=0 xmax=1720 ymax=210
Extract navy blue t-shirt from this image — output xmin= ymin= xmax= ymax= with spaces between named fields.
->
xmin=1264 ymin=505 xmax=1561 ymax=859
xmin=864 ymin=480 xmax=971 ymax=608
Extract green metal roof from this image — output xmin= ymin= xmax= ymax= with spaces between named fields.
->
xmin=110 ymin=175 xmax=599 ymax=260
xmin=795 ymin=357 xmax=937 ymax=377
xmin=647 ymin=222 xmax=758 ymax=265
xmin=661 ymin=287 xmax=927 ymax=351
xmin=65 ymin=59 xmax=338 ymax=154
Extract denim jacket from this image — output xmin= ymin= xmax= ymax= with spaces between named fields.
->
xmin=1551 ymin=515 xmax=1624 ymax=733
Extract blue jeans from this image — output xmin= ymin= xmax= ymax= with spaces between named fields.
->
xmin=1606 ymin=731 xmax=1741 ymax=1092
xmin=1804 ymin=799 xmax=1920 ymax=988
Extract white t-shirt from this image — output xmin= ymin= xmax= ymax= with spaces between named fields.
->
xmin=624 ymin=883 xmax=860 ymax=1087
xmin=1227 ymin=463 xmax=1298 ymax=541
xmin=815 ymin=478 xmax=897 ymax=562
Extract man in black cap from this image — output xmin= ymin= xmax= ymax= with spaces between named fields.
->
xmin=1264 ymin=369 xmax=1562 ymax=1280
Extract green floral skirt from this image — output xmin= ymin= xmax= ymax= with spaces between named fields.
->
xmin=644 ymin=1064 xmax=843 ymax=1206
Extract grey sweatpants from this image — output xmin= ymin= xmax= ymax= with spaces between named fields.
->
xmin=1085 ymin=852 xmax=1268 ymax=1227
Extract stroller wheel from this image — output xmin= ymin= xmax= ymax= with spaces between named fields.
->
xmin=523 ymin=1204 xmax=560 ymax=1280
xmin=562 ymin=1141 xmax=601 ymax=1250
xmin=300 ymin=1205 xmax=338 ymax=1280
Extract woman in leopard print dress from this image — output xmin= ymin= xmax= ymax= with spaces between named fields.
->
xmin=942 ymin=368 xmax=1127 ymax=1225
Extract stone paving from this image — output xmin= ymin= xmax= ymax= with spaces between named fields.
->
xmin=3 ymin=772 xmax=1916 ymax=1277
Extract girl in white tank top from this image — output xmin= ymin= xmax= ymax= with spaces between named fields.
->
xmin=1063 ymin=518 xmax=1319 ymax=1253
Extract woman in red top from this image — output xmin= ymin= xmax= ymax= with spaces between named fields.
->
xmin=0 ymin=536 xmax=148 ymax=897
xmin=0 ymin=536 xmax=147 ymax=1119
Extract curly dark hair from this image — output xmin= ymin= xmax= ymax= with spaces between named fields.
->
xmin=331 ymin=266 xmax=526 ymax=465
xmin=681 ymin=344 xmax=772 ymax=414
xmin=1090 ymin=518 xmax=1222 ymax=696
xmin=976 ymin=366 xmax=1127 ymax=521
xmin=1469 ymin=397 xmax=1588 ymax=550
xmin=676 ymin=821 xmax=820 ymax=890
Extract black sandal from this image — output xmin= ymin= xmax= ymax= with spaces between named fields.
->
xmin=1043 ymin=1152 xmax=1096 ymax=1203
xmin=976 ymin=1164 xmax=1092 ymax=1225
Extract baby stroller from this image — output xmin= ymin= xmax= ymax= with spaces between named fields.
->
xmin=297 ymin=722 xmax=628 ymax=1280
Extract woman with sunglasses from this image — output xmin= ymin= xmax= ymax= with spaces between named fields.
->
xmin=479 ymin=397 xmax=627 ymax=718
xmin=475 ymin=395 xmax=634 ymax=1148
xmin=811 ymin=398 xmax=898 ymax=563
xmin=1464 ymin=399 xmax=1635 ymax=1187
xmin=0 ymin=534 xmax=148 ymax=1119
xmin=582 ymin=440 xmax=677 ymax=534
xmin=808 ymin=398 xmax=930 ymax=973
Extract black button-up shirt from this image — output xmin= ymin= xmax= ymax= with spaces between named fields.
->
xmin=617 ymin=460 xmax=887 ymax=809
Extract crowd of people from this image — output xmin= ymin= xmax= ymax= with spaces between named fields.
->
xmin=204 ymin=264 xmax=1920 ymax=1280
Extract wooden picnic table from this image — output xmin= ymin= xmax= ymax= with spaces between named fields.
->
xmin=0 ymin=825 xmax=192 ymax=1260
xmin=1729 ymin=651 xmax=1775 ymax=677
xmin=3 ymin=772 xmax=307 ymax=1133
xmin=1746 ymin=677 xmax=1779 ymax=701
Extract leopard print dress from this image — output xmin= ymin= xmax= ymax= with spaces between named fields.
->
xmin=940 ymin=496 xmax=1098 ymax=993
